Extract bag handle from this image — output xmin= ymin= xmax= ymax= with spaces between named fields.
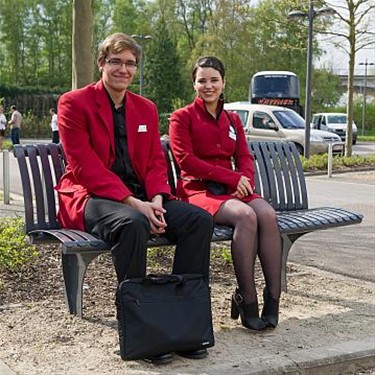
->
xmin=145 ymin=274 xmax=185 ymax=285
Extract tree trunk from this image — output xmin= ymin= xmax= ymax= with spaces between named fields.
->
xmin=72 ymin=0 xmax=94 ymax=89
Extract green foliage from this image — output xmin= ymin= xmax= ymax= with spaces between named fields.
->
xmin=358 ymin=134 xmax=375 ymax=141
xmin=0 ymin=139 xmax=13 ymax=150
xmin=301 ymin=153 xmax=375 ymax=172
xmin=144 ymin=18 xmax=185 ymax=113
xmin=21 ymin=112 xmax=51 ymax=138
xmin=0 ymin=0 xmax=370 ymax=116
xmin=311 ymin=70 xmax=341 ymax=111
xmin=0 ymin=0 xmax=72 ymax=87
xmin=159 ymin=113 xmax=170 ymax=135
xmin=0 ymin=217 xmax=39 ymax=272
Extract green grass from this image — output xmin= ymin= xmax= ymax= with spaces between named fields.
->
xmin=358 ymin=135 xmax=375 ymax=142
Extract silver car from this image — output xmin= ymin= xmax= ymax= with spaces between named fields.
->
xmin=224 ymin=102 xmax=344 ymax=156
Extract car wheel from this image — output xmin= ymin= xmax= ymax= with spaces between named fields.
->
xmin=295 ymin=143 xmax=304 ymax=155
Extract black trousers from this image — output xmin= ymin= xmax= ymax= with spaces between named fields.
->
xmin=84 ymin=197 xmax=213 ymax=282
xmin=52 ymin=131 xmax=59 ymax=144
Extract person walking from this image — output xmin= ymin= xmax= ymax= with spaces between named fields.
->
xmin=57 ymin=33 xmax=213 ymax=364
xmin=0 ymin=106 xmax=6 ymax=149
xmin=49 ymin=108 xmax=59 ymax=144
xmin=169 ymin=56 xmax=282 ymax=332
xmin=8 ymin=105 xmax=22 ymax=145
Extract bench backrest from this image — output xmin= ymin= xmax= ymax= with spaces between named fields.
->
xmin=14 ymin=143 xmax=66 ymax=233
xmin=14 ymin=140 xmax=307 ymax=235
xmin=161 ymin=140 xmax=308 ymax=212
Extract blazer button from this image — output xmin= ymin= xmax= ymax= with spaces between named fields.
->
xmin=216 ymin=144 xmax=221 ymax=148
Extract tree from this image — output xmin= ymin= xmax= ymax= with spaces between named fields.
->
xmin=322 ymin=0 xmax=375 ymax=156
xmin=191 ymin=0 xmax=311 ymax=102
xmin=311 ymin=69 xmax=341 ymax=112
xmin=72 ymin=0 xmax=94 ymax=89
xmin=0 ymin=0 xmax=29 ymax=84
xmin=144 ymin=17 xmax=184 ymax=114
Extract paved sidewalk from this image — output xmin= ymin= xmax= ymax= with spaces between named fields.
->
xmin=0 ymin=194 xmax=24 ymax=218
xmin=0 ymin=171 xmax=374 ymax=375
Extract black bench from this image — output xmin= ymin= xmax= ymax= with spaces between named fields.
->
xmin=13 ymin=141 xmax=363 ymax=317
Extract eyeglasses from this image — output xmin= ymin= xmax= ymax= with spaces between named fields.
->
xmin=105 ymin=58 xmax=138 ymax=70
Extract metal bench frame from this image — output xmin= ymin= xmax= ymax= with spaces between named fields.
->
xmin=14 ymin=141 xmax=363 ymax=317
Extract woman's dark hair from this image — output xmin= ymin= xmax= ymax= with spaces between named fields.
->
xmin=191 ymin=56 xmax=225 ymax=82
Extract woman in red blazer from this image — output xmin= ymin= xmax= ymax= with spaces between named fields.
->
xmin=57 ymin=33 xmax=213 ymax=363
xmin=169 ymin=56 xmax=282 ymax=331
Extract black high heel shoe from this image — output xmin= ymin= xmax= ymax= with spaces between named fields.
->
xmin=231 ymin=289 xmax=266 ymax=331
xmin=261 ymin=287 xmax=280 ymax=328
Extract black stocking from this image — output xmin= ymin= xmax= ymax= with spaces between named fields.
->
xmin=214 ymin=199 xmax=259 ymax=304
xmin=249 ymin=199 xmax=282 ymax=300
xmin=214 ymin=198 xmax=282 ymax=304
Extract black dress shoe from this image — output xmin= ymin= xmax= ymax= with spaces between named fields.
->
xmin=176 ymin=348 xmax=208 ymax=359
xmin=261 ymin=287 xmax=280 ymax=328
xmin=231 ymin=289 xmax=266 ymax=331
xmin=143 ymin=353 xmax=174 ymax=364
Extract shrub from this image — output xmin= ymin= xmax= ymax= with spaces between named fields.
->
xmin=1 ymin=139 xmax=13 ymax=150
xmin=301 ymin=154 xmax=375 ymax=171
xmin=0 ymin=217 xmax=39 ymax=272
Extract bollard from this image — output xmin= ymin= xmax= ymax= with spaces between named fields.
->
xmin=3 ymin=149 xmax=10 ymax=204
xmin=327 ymin=143 xmax=333 ymax=178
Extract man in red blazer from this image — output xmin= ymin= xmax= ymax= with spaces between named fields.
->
xmin=57 ymin=33 xmax=213 ymax=363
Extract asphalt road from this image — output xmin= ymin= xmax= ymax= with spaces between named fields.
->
xmin=289 ymin=171 xmax=375 ymax=283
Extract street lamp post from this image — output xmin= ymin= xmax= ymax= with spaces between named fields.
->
xmin=359 ymin=60 xmax=374 ymax=136
xmin=288 ymin=1 xmax=335 ymax=158
xmin=131 ymin=34 xmax=152 ymax=96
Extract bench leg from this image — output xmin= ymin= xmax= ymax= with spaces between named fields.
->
xmin=280 ymin=235 xmax=292 ymax=292
xmin=280 ymin=233 xmax=305 ymax=292
xmin=61 ymin=251 xmax=100 ymax=317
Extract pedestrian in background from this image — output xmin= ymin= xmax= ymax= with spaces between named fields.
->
xmin=8 ymin=105 xmax=22 ymax=145
xmin=0 ymin=106 xmax=6 ymax=150
xmin=50 ymin=108 xmax=59 ymax=144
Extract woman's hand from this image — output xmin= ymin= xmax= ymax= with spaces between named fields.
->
xmin=123 ymin=195 xmax=167 ymax=234
xmin=231 ymin=176 xmax=253 ymax=199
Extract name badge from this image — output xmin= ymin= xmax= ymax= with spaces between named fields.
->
xmin=138 ymin=124 xmax=147 ymax=132
xmin=229 ymin=126 xmax=236 ymax=140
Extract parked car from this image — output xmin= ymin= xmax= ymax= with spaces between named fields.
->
xmin=224 ymin=102 xmax=344 ymax=156
xmin=311 ymin=113 xmax=357 ymax=145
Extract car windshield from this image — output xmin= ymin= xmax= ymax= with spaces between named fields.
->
xmin=273 ymin=110 xmax=305 ymax=129
xmin=327 ymin=115 xmax=346 ymax=124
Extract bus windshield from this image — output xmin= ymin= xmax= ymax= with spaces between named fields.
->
xmin=252 ymin=73 xmax=300 ymax=98
xmin=250 ymin=71 xmax=302 ymax=115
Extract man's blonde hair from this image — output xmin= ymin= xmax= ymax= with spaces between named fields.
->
xmin=97 ymin=33 xmax=141 ymax=65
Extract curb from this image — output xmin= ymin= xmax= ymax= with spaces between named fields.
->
xmin=209 ymin=339 xmax=375 ymax=375
xmin=304 ymin=166 xmax=375 ymax=177
xmin=1 ymin=340 xmax=373 ymax=375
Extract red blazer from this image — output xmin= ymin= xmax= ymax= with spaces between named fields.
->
xmin=56 ymin=80 xmax=172 ymax=230
xmin=169 ymin=97 xmax=256 ymax=198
